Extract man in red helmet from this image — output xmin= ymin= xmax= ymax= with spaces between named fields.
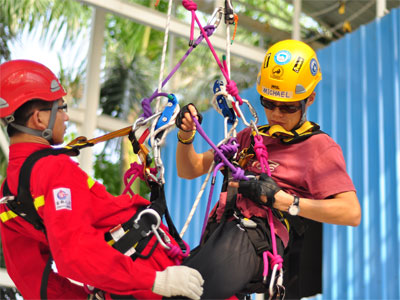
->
xmin=0 ymin=60 xmax=204 ymax=299
xmin=175 ymin=40 xmax=361 ymax=299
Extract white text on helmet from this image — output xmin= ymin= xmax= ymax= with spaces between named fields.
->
xmin=262 ymin=87 xmax=293 ymax=99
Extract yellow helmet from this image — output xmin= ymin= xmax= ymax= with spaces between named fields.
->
xmin=256 ymin=39 xmax=322 ymax=102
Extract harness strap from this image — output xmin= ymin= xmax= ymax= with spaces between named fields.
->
xmin=3 ymin=147 xmax=80 ymax=231
xmin=40 ymin=254 xmax=53 ymax=300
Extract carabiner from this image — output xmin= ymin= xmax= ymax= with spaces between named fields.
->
xmin=207 ymin=7 xmax=223 ymax=29
xmin=133 ymin=208 xmax=161 ymax=237
xmin=234 ymin=98 xmax=259 ymax=127
xmin=268 ymin=266 xmax=285 ymax=300
xmin=151 ymin=226 xmax=171 ymax=250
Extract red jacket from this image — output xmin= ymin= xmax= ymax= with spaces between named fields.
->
xmin=0 ymin=142 xmax=181 ymax=299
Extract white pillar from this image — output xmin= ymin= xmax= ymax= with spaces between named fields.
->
xmin=79 ymin=7 xmax=106 ymax=175
xmin=0 ymin=128 xmax=9 ymax=160
xmin=292 ymin=0 xmax=302 ymax=40
xmin=376 ymin=0 xmax=387 ymax=18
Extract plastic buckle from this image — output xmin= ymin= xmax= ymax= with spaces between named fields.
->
xmin=0 ymin=196 xmax=15 ymax=204
xmin=240 ymin=218 xmax=257 ymax=229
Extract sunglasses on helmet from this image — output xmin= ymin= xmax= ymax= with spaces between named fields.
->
xmin=260 ymin=96 xmax=302 ymax=114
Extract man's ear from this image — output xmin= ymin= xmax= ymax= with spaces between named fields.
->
xmin=306 ymin=91 xmax=316 ymax=107
xmin=27 ymin=110 xmax=48 ymax=131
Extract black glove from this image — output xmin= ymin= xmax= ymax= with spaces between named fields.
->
xmin=175 ymin=103 xmax=203 ymax=132
xmin=238 ymin=173 xmax=281 ymax=207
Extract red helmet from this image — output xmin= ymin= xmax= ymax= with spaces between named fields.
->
xmin=0 ymin=60 xmax=66 ymax=119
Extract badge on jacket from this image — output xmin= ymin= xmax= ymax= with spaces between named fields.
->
xmin=53 ymin=188 xmax=72 ymax=210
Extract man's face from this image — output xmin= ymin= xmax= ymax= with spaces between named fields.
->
xmin=39 ymin=99 xmax=69 ymax=145
xmin=261 ymin=97 xmax=303 ymax=131
xmin=52 ymin=99 xmax=69 ymax=145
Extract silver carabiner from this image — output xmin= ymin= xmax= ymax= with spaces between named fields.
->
xmin=234 ymin=98 xmax=259 ymax=127
xmin=132 ymin=112 xmax=162 ymax=133
xmin=207 ymin=7 xmax=223 ymax=29
xmin=133 ymin=208 xmax=161 ymax=237
xmin=151 ymin=226 xmax=171 ymax=250
xmin=268 ymin=265 xmax=285 ymax=300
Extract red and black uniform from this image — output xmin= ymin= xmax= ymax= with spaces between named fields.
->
xmin=0 ymin=142 xmax=181 ymax=299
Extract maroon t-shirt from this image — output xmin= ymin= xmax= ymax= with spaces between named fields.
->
xmin=236 ymin=127 xmax=356 ymax=199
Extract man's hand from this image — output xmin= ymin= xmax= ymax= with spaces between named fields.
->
xmin=238 ymin=173 xmax=281 ymax=207
xmin=152 ymin=265 xmax=204 ymax=300
xmin=175 ymin=103 xmax=203 ymax=132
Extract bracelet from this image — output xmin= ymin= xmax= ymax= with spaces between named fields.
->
xmin=178 ymin=130 xmax=196 ymax=144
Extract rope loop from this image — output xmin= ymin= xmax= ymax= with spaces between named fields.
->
xmin=141 ymin=98 xmax=153 ymax=118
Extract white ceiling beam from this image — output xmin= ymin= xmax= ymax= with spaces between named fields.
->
xmin=76 ymin=0 xmax=265 ymax=64
xmin=68 ymin=108 xmax=130 ymax=133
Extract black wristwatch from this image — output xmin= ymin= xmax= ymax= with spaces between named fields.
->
xmin=288 ymin=196 xmax=300 ymax=216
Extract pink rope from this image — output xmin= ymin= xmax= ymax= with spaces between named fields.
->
xmin=182 ymin=0 xmax=243 ymax=105
xmin=166 ymin=240 xmax=190 ymax=265
xmin=254 ymin=134 xmax=283 ymax=276
xmin=182 ymin=0 xmax=197 ymax=45
xmin=122 ymin=162 xmax=157 ymax=196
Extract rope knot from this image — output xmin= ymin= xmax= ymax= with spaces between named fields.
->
xmin=232 ymin=167 xmax=246 ymax=181
xmin=226 ymin=80 xmax=243 ymax=105
xmin=203 ymin=25 xmax=216 ymax=37
xmin=215 ymin=138 xmax=239 ymax=163
xmin=182 ymin=0 xmax=197 ymax=11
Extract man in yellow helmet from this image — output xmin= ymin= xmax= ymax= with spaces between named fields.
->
xmin=175 ymin=40 xmax=361 ymax=299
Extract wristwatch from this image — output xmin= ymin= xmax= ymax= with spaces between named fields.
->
xmin=288 ymin=196 xmax=300 ymax=216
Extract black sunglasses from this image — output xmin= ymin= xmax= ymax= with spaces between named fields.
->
xmin=260 ymin=96 xmax=301 ymax=114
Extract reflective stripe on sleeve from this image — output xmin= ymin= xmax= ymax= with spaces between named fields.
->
xmin=87 ymin=177 xmax=95 ymax=189
xmin=0 ymin=209 xmax=18 ymax=223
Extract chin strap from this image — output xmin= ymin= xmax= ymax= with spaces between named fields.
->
xmin=254 ymin=121 xmax=324 ymax=144
xmin=8 ymin=101 xmax=59 ymax=144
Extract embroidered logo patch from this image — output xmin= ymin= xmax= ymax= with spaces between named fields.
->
xmin=53 ymin=188 xmax=72 ymax=210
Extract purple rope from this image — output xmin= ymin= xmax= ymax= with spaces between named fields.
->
xmin=141 ymin=92 xmax=169 ymax=119
xmin=214 ymin=138 xmax=239 ymax=163
xmin=192 ymin=117 xmax=247 ymax=181
xmin=140 ymin=25 xmax=216 ymax=118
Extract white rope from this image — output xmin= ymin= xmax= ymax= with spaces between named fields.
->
xmin=179 ymin=123 xmax=238 ymax=238
xmin=155 ymin=0 xmax=174 ymax=113
xmin=226 ymin=25 xmax=231 ymax=78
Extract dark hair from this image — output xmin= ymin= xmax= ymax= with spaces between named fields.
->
xmin=7 ymin=99 xmax=54 ymax=137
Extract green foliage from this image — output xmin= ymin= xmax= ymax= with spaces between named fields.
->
xmin=93 ymin=152 xmax=122 ymax=196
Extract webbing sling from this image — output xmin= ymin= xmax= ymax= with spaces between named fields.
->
xmin=1 ymin=147 xmax=80 ymax=300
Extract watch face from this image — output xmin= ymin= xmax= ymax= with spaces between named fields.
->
xmin=288 ymin=205 xmax=299 ymax=216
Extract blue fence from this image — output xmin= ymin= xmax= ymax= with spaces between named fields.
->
xmin=162 ymin=7 xmax=400 ymax=299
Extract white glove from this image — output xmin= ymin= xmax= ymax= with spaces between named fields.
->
xmin=152 ymin=265 xmax=204 ymax=300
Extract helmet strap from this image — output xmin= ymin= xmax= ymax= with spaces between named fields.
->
xmin=9 ymin=101 xmax=59 ymax=144
xmin=294 ymin=99 xmax=308 ymax=130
